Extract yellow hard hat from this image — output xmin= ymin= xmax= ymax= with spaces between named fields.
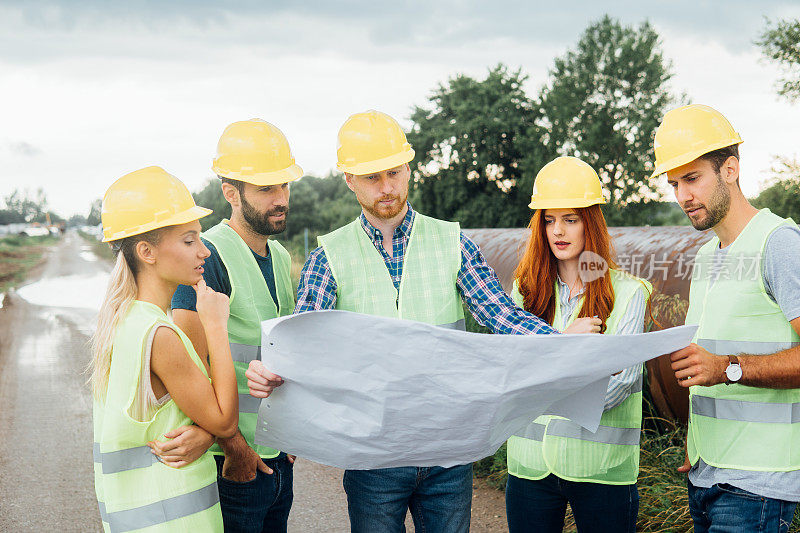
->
xmin=101 ymin=166 xmax=212 ymax=242
xmin=212 ymin=119 xmax=304 ymax=186
xmin=336 ymin=110 xmax=415 ymax=175
xmin=651 ymin=104 xmax=742 ymax=178
xmin=529 ymin=156 xmax=606 ymax=210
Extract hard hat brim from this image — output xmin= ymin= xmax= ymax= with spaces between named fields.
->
xmin=337 ymin=148 xmax=415 ymax=176
xmin=528 ymin=197 xmax=606 ymax=210
xmin=213 ymin=163 xmax=304 ymax=187
xmin=650 ymin=137 xmax=743 ymax=179
xmin=102 ymin=205 xmax=212 ymax=242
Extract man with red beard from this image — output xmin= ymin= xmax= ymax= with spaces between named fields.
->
xmin=247 ymin=110 xmax=596 ymax=533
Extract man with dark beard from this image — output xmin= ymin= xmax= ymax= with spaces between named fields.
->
xmin=246 ymin=110 xmax=595 ymax=533
xmin=167 ymin=119 xmax=302 ymax=533
xmin=655 ymin=104 xmax=800 ymax=532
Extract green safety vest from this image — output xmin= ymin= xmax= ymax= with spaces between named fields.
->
xmin=686 ymin=208 xmax=800 ymax=471
xmin=93 ymin=301 xmax=222 ymax=532
xmin=506 ymin=270 xmax=649 ymax=485
xmin=203 ymin=221 xmax=295 ymax=458
xmin=318 ymin=213 xmax=465 ymax=328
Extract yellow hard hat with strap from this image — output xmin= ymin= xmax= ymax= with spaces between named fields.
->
xmin=101 ymin=166 xmax=211 ymax=242
xmin=529 ymin=156 xmax=605 ymax=210
xmin=212 ymin=119 xmax=303 ymax=186
xmin=336 ymin=110 xmax=415 ymax=175
xmin=651 ymin=104 xmax=742 ymax=178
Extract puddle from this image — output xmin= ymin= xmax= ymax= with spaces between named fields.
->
xmin=0 ymin=292 xmax=4 ymax=309
xmin=79 ymin=251 xmax=98 ymax=263
xmin=16 ymin=272 xmax=109 ymax=311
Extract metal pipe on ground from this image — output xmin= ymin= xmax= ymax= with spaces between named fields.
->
xmin=463 ymin=226 xmax=713 ymax=423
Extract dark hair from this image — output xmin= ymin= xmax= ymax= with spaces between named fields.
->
xmin=699 ymin=144 xmax=740 ymax=173
xmin=218 ymin=176 xmax=244 ymax=193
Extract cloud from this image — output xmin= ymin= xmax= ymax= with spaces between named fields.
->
xmin=7 ymin=142 xmax=42 ymax=157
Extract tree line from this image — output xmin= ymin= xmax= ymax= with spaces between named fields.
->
xmin=80 ymin=15 xmax=800 ymax=252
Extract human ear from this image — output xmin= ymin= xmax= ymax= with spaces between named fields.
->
xmin=135 ymin=240 xmax=157 ymax=266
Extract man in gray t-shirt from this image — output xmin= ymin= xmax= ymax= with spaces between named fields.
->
xmin=652 ymin=104 xmax=800 ymax=532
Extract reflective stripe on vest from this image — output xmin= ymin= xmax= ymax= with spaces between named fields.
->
xmin=239 ymin=393 xmax=261 ymax=414
xmin=696 ymin=338 xmax=800 ymax=356
xmin=546 ymin=420 xmax=640 ymax=446
xmin=506 ymin=270 xmax=649 ymax=485
xmin=203 ymin=221 xmax=295 ymax=459
xmin=685 ymin=209 xmax=800 ymax=471
xmin=93 ymin=443 xmax=157 ymax=474
xmin=230 ymin=343 xmax=260 ymax=363
xmin=98 ymin=482 xmax=219 ymax=533
xmin=692 ymin=395 xmax=800 ymax=425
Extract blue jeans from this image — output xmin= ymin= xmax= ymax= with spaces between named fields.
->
xmin=505 ymin=474 xmax=638 ymax=533
xmin=688 ymin=480 xmax=797 ymax=532
xmin=214 ymin=453 xmax=293 ymax=533
xmin=343 ymin=464 xmax=473 ymax=533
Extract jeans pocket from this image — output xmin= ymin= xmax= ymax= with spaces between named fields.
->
xmin=716 ymin=483 xmax=763 ymax=501
xmin=218 ymin=471 xmax=259 ymax=486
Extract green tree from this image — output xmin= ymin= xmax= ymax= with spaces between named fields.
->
xmin=408 ymin=64 xmax=547 ymax=228
xmin=752 ymin=156 xmax=800 ymax=221
xmin=4 ymin=188 xmax=50 ymax=222
xmin=192 ymin=179 xmax=231 ymax=231
xmin=539 ymin=15 xmax=677 ymax=225
xmin=87 ymin=198 xmax=102 ymax=226
xmin=757 ymin=18 xmax=800 ymax=101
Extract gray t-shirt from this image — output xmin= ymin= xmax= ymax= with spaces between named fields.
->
xmin=689 ymin=224 xmax=800 ymax=501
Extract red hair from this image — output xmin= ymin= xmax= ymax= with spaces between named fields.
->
xmin=514 ymin=205 xmax=618 ymax=332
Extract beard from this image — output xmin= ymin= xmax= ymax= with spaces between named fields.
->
xmin=684 ymin=174 xmax=731 ymax=231
xmin=241 ymin=192 xmax=289 ymax=236
xmin=361 ymin=191 xmax=409 ymax=220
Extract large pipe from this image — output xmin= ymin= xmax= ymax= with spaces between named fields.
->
xmin=463 ymin=226 xmax=713 ymax=422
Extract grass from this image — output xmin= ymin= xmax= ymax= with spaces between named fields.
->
xmin=0 ymin=234 xmax=58 ymax=293
xmin=78 ymin=230 xmax=115 ymax=261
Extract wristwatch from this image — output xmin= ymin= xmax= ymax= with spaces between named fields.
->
xmin=724 ymin=355 xmax=742 ymax=384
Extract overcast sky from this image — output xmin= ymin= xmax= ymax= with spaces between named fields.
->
xmin=2 ymin=1 xmax=799 ymax=218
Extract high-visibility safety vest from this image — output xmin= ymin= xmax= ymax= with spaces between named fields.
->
xmin=318 ymin=214 xmax=465 ymax=329
xmin=686 ymin=208 xmax=800 ymax=471
xmin=93 ymin=301 xmax=222 ymax=532
xmin=506 ymin=270 xmax=649 ymax=485
xmin=203 ymin=221 xmax=295 ymax=458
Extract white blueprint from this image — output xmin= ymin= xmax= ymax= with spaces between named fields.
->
xmin=254 ymin=310 xmax=696 ymax=470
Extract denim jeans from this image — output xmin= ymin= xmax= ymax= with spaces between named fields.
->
xmin=343 ymin=464 xmax=472 ymax=533
xmin=214 ymin=453 xmax=293 ymax=533
xmin=505 ymin=474 xmax=638 ymax=533
xmin=688 ymin=480 xmax=797 ymax=532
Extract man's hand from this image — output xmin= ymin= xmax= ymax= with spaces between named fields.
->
xmin=677 ymin=450 xmax=691 ymax=474
xmin=148 ymin=425 xmax=215 ymax=468
xmin=218 ymin=432 xmax=273 ymax=481
xmin=245 ymin=360 xmax=284 ymax=398
xmin=670 ymin=343 xmax=728 ymax=388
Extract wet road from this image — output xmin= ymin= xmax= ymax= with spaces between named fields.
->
xmin=0 ymin=233 xmax=507 ymax=532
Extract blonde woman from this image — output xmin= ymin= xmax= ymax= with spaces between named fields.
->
xmin=90 ymin=167 xmax=238 ymax=532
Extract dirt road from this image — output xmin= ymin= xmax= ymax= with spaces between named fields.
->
xmin=0 ymin=233 xmax=507 ymax=532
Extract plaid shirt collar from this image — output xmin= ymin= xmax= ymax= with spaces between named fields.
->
xmin=358 ymin=202 xmax=415 ymax=242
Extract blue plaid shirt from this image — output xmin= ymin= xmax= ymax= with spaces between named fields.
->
xmin=295 ymin=204 xmax=557 ymax=336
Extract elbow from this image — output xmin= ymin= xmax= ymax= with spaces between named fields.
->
xmin=211 ymin=413 xmax=239 ymax=439
xmin=217 ymin=423 xmax=238 ymax=439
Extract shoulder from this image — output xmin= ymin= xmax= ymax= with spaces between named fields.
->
xmin=301 ymin=246 xmax=331 ymax=272
xmin=765 ymin=224 xmax=800 ymax=255
xmin=151 ymin=324 xmax=185 ymax=356
xmin=318 ymin=219 xmax=359 ymax=246
xmin=416 ymin=213 xmax=460 ymax=232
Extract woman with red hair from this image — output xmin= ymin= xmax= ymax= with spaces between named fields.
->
xmin=505 ymin=156 xmax=653 ymax=533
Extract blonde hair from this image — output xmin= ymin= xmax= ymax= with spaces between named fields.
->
xmin=89 ymin=231 xmax=161 ymax=400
